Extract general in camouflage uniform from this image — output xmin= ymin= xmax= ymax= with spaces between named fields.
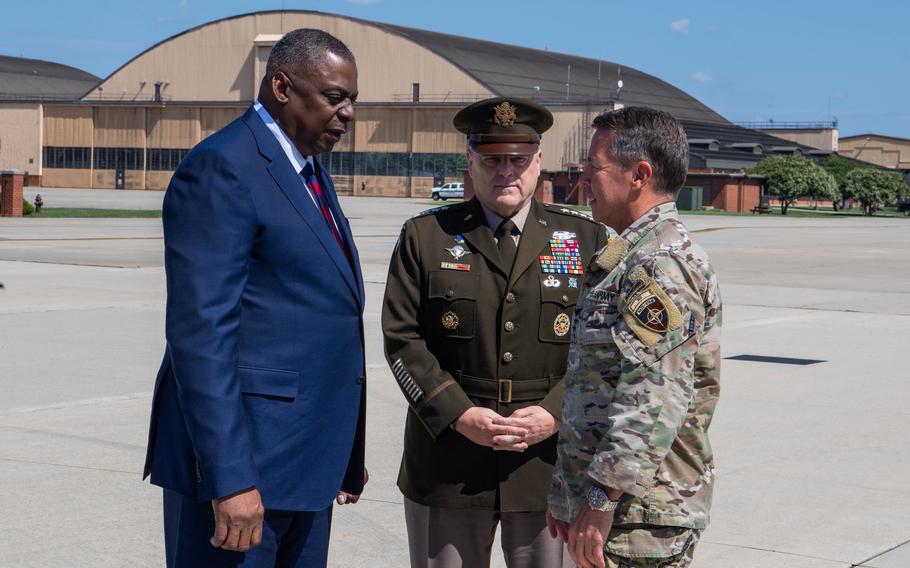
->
xmin=383 ymin=98 xmax=608 ymax=568
xmin=547 ymin=108 xmax=722 ymax=568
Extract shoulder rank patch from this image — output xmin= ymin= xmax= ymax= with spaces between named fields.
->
xmin=595 ymin=237 xmax=630 ymax=272
xmin=622 ymin=267 xmax=683 ymax=346
xmin=543 ymin=203 xmax=596 ymax=221
xmin=413 ymin=204 xmax=455 ymax=218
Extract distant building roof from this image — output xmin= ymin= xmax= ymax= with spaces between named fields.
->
xmin=375 ymin=21 xmax=729 ymax=124
xmin=683 ymin=120 xmax=842 ymax=170
xmin=90 ymin=10 xmax=728 ymax=124
xmin=0 ymin=55 xmax=99 ymax=101
xmin=840 ymin=133 xmax=910 ymax=144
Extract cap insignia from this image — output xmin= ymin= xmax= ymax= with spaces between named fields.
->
xmin=493 ymin=101 xmax=517 ymax=127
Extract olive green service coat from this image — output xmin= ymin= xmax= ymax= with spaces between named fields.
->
xmin=382 ymin=197 xmax=609 ymax=511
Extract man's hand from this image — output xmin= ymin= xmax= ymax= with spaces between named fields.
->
xmin=337 ymin=467 xmax=369 ymax=505
xmin=210 ymin=487 xmax=264 ymax=552
xmin=546 ymin=510 xmax=569 ymax=543
xmin=567 ymin=504 xmax=614 ymax=568
xmin=454 ymin=407 xmax=528 ymax=451
xmin=492 ymin=405 xmax=558 ymax=446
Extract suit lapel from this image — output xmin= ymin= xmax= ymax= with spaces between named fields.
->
xmin=243 ymin=109 xmax=360 ymax=302
xmin=315 ymin=159 xmax=365 ymax=307
xmin=457 ymin=199 xmax=508 ymax=276
xmin=509 ymin=199 xmax=550 ymax=288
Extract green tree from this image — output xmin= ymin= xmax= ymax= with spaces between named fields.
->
xmin=841 ymin=168 xmax=909 ymax=215
xmin=750 ymin=155 xmax=837 ymax=215
xmin=822 ymin=155 xmax=864 ymax=210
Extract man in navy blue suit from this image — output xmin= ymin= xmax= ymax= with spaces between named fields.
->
xmin=144 ymin=29 xmax=367 ymax=567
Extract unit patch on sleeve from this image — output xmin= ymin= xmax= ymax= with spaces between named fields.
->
xmin=622 ymin=267 xmax=683 ymax=346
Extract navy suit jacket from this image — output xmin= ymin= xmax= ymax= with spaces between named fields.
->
xmin=144 ymin=106 xmax=366 ymax=512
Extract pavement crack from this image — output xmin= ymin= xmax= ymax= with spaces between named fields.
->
xmin=727 ymin=301 xmax=910 ymax=317
xmin=851 ymin=537 xmax=910 ymax=567
xmin=0 ymin=457 xmax=138 ymax=476
xmin=701 ymin=540 xmax=848 ymax=564
xmin=0 ymin=424 xmax=145 ymax=451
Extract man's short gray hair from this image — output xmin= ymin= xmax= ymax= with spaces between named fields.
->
xmin=265 ymin=29 xmax=355 ymax=79
xmin=592 ymin=107 xmax=689 ymax=195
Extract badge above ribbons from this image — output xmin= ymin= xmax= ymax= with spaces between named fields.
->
xmin=622 ymin=267 xmax=683 ymax=347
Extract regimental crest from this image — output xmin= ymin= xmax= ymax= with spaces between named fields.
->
xmin=493 ymin=101 xmax=517 ymax=127
xmin=554 ymin=313 xmax=571 ymax=337
xmin=441 ymin=311 xmax=460 ymax=330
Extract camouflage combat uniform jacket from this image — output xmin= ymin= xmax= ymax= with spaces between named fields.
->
xmin=549 ymin=202 xmax=722 ymax=540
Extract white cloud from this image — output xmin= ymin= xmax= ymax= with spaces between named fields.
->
xmin=670 ymin=18 xmax=689 ymax=33
xmin=693 ymin=71 xmax=713 ymax=83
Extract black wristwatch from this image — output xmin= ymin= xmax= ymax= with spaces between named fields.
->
xmin=586 ymin=485 xmax=619 ymax=512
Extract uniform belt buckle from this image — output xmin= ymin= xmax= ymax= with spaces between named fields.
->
xmin=498 ymin=379 xmax=512 ymax=403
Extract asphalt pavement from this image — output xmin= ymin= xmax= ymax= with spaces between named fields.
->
xmin=2 ymin=191 xmax=909 ymax=567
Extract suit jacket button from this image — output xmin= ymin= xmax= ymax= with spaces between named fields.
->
xmin=446 ymin=289 xmax=454 ymax=298
xmin=504 ymin=321 xmax=515 ymax=332
xmin=562 ymin=294 xmax=569 ymax=303
xmin=505 ymin=292 xmax=516 ymax=303
xmin=502 ymin=352 xmax=513 ymax=363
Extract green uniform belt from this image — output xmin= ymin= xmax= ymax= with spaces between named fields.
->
xmin=456 ymin=372 xmax=562 ymax=403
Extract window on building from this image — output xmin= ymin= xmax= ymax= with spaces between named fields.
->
xmin=94 ymin=147 xmax=144 ymax=170
xmin=43 ymin=146 xmax=91 ymax=169
xmin=146 ymin=149 xmax=190 ymax=171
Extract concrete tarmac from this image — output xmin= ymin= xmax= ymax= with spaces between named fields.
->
xmin=1 ymin=193 xmax=909 ymax=567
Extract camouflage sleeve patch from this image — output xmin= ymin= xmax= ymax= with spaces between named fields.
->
xmin=594 ymin=237 xmax=630 ymax=272
xmin=622 ymin=266 xmax=683 ymax=347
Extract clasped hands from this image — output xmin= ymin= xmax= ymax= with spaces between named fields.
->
xmin=454 ymin=405 xmax=558 ymax=452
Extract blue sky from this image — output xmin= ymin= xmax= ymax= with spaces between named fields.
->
xmin=3 ymin=0 xmax=908 ymax=138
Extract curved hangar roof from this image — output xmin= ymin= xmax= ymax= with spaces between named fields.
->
xmin=0 ymin=55 xmax=99 ymax=100
xmin=380 ymin=23 xmax=727 ymax=124
xmin=84 ymin=10 xmax=727 ymax=124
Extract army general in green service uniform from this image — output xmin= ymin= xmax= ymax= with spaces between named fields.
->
xmin=546 ymin=107 xmax=722 ymax=568
xmin=382 ymin=97 xmax=609 ymax=568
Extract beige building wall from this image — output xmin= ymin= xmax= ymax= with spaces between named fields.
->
xmin=44 ymin=105 xmax=93 ymax=146
xmin=83 ymin=12 xmax=493 ymax=104
xmin=43 ymin=105 xmax=93 ymax=187
xmin=756 ymin=128 xmax=838 ymax=151
xmin=148 ymin=107 xmax=199 ymax=148
xmin=544 ymin=109 xmax=589 ymax=171
xmin=0 ymin=103 xmax=42 ymax=173
xmin=355 ymin=108 xmax=411 ymax=152
xmin=839 ymin=135 xmax=910 ymax=169
xmin=412 ymin=107 xmax=462 ymax=153
xmin=201 ymin=107 xmax=246 ymax=139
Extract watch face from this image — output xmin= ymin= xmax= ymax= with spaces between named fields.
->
xmin=587 ymin=486 xmax=608 ymax=509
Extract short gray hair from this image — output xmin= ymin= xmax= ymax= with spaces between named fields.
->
xmin=592 ymin=107 xmax=689 ymax=194
xmin=265 ymin=29 xmax=355 ymax=79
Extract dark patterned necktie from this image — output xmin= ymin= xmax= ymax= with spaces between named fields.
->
xmin=496 ymin=218 xmax=518 ymax=272
xmin=302 ymin=162 xmax=349 ymax=260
